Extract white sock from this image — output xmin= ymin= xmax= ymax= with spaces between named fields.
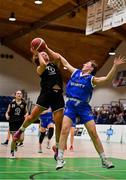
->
xmin=20 ymin=126 xmax=25 ymax=132
xmin=58 ymin=149 xmax=64 ymax=160
xmin=100 ymin=152 xmax=106 ymax=161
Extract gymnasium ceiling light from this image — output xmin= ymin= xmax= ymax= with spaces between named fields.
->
xmin=109 ymin=48 xmax=116 ymax=56
xmin=34 ymin=0 xmax=43 ymax=4
xmin=9 ymin=12 xmax=16 ymax=21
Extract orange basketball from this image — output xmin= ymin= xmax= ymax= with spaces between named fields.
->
xmin=31 ymin=38 xmax=46 ymax=52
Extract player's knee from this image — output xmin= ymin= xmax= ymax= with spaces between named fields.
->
xmin=39 ymin=132 xmax=46 ymax=144
xmin=61 ymin=126 xmax=69 ymax=136
xmin=48 ymin=127 xmax=54 ymax=139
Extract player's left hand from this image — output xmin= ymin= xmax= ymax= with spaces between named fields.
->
xmin=114 ymin=55 xmax=126 ymax=66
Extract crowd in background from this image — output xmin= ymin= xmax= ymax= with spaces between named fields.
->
xmin=93 ymin=103 xmax=126 ymax=125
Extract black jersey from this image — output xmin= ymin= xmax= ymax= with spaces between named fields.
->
xmin=9 ymin=99 xmax=26 ymax=122
xmin=40 ymin=63 xmax=63 ymax=92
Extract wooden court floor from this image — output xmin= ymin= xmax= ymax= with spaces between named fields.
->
xmin=0 ymin=135 xmax=126 ymax=179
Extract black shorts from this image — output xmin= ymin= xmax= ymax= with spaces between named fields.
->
xmin=36 ymin=90 xmax=64 ymax=112
xmin=9 ymin=120 xmax=24 ymax=132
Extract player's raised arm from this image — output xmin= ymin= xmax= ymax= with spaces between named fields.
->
xmin=45 ymin=45 xmax=76 ymax=73
xmin=31 ymin=49 xmax=47 ymax=75
xmin=58 ymin=54 xmax=76 ymax=74
xmin=93 ymin=56 xmax=126 ymax=86
xmin=45 ymin=45 xmax=60 ymax=61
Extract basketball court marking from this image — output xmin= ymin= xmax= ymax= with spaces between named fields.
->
xmin=29 ymin=170 xmax=115 ymax=180
xmin=0 ymin=158 xmax=126 ymax=179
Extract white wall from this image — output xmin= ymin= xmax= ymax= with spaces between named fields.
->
xmin=0 ymin=45 xmax=40 ymax=103
xmin=90 ymin=41 xmax=126 ymax=107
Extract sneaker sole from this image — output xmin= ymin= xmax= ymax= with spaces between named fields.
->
xmin=56 ymin=165 xmax=64 ymax=170
xmin=38 ymin=151 xmax=43 ymax=153
xmin=107 ymin=165 xmax=115 ymax=169
xmin=1 ymin=144 xmax=8 ymax=146
xmin=56 ymin=160 xmax=66 ymax=170
xmin=9 ymin=156 xmax=16 ymax=159
xmin=103 ymin=165 xmax=115 ymax=169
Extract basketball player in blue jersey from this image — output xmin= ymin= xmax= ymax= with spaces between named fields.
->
xmin=55 ymin=54 xmax=126 ymax=170
xmin=12 ymin=43 xmax=64 ymax=160
xmin=38 ymin=108 xmax=54 ymax=153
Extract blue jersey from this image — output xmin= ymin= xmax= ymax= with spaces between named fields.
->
xmin=64 ymin=69 xmax=95 ymax=125
xmin=39 ymin=112 xmax=53 ymax=128
xmin=66 ymin=69 xmax=94 ymax=103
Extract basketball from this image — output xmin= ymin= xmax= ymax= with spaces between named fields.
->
xmin=31 ymin=38 xmax=46 ymax=52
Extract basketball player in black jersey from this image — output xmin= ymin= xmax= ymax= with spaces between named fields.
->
xmin=12 ymin=44 xmax=64 ymax=160
xmin=6 ymin=90 xmax=28 ymax=158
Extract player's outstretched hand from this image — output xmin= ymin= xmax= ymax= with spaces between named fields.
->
xmin=114 ymin=56 xmax=126 ymax=66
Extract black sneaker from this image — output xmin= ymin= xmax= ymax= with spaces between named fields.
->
xmin=1 ymin=140 xmax=8 ymax=146
xmin=18 ymin=142 xmax=24 ymax=147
